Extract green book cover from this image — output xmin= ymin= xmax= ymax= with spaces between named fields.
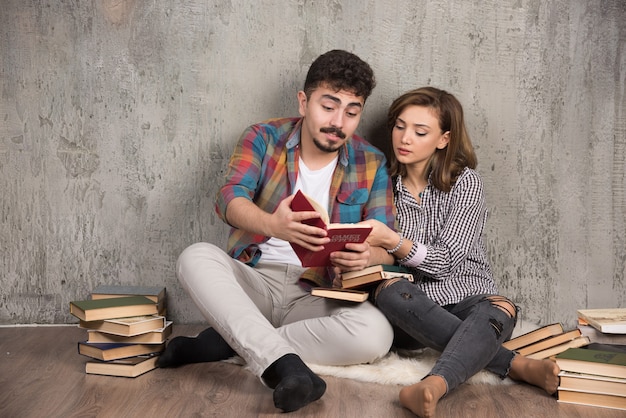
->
xmin=380 ymin=264 xmax=412 ymax=273
xmin=91 ymin=285 xmax=165 ymax=299
xmin=71 ymin=295 xmax=156 ymax=311
xmin=556 ymin=348 xmax=626 ymax=366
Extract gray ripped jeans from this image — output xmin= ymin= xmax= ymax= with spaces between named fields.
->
xmin=374 ymin=278 xmax=518 ymax=393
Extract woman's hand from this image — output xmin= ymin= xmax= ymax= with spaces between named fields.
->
xmin=358 ymin=219 xmax=399 ymax=251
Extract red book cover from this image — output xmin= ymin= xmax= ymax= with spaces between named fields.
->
xmin=290 ymin=190 xmax=372 ymax=267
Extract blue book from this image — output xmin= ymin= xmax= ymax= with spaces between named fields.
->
xmin=77 ymin=341 xmax=165 ymax=361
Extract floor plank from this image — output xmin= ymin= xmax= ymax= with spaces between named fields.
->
xmin=1 ymin=325 xmax=624 ymax=417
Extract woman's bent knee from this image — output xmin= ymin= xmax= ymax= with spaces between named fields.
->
xmin=487 ymin=295 xmax=517 ymax=319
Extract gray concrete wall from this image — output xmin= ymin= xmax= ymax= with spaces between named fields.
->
xmin=1 ymin=0 xmax=624 ymax=327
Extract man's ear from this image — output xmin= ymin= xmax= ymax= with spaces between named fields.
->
xmin=437 ymin=131 xmax=450 ymax=149
xmin=297 ymin=91 xmax=307 ymax=117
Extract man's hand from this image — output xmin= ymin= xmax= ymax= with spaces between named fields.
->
xmin=267 ymin=195 xmax=330 ymax=251
xmin=328 ymin=241 xmax=371 ymax=272
xmin=330 ymin=220 xmax=396 ymax=272
xmin=225 ymin=196 xmax=328 ymax=252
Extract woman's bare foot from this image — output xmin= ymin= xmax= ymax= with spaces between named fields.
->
xmin=508 ymin=355 xmax=560 ymax=394
xmin=399 ymin=375 xmax=447 ymax=417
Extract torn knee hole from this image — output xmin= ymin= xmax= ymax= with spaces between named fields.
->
xmin=487 ymin=296 xmax=517 ymax=318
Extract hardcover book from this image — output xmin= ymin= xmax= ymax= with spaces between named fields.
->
xmin=78 ymin=341 xmax=165 ymax=361
xmin=91 ymin=285 xmax=167 ymax=315
xmin=579 ymin=324 xmax=626 ymax=345
xmin=577 ymin=308 xmax=626 ymax=334
xmin=86 ymin=321 xmax=173 ymax=344
xmin=69 ymin=296 xmax=158 ymax=322
xmin=79 ymin=315 xmax=166 ymax=337
xmin=558 ymin=371 xmax=626 ymax=397
xmin=90 ymin=285 xmax=166 ymax=303
xmin=85 ymin=355 xmax=159 ymax=378
xmin=516 ymin=329 xmax=583 ymax=356
xmin=526 ymin=336 xmax=590 ymax=360
xmin=310 ymin=287 xmax=369 ymax=303
xmin=341 ymin=264 xmax=413 ymax=290
xmin=289 ymin=190 xmax=372 ymax=267
xmin=555 ymin=348 xmax=626 ymax=379
xmin=502 ymin=323 xmax=564 ymax=351
xmin=557 ymin=389 xmax=626 ymax=411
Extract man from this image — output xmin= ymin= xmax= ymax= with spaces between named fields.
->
xmin=158 ymin=50 xmax=395 ymax=412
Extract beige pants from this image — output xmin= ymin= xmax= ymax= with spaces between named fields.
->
xmin=176 ymin=242 xmax=394 ymax=376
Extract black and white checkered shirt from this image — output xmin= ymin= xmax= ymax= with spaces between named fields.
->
xmin=395 ymin=167 xmax=498 ymax=306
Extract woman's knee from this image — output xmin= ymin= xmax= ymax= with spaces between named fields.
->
xmin=374 ymin=278 xmax=420 ymax=305
xmin=374 ymin=279 xmax=434 ymax=323
xmin=484 ymin=295 xmax=518 ymax=339
xmin=487 ymin=295 xmax=517 ymax=319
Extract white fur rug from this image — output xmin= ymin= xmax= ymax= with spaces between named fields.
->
xmin=228 ymin=321 xmax=539 ymax=386
xmin=305 ymin=321 xmax=539 ymax=386
xmin=308 ymin=347 xmax=511 ymax=386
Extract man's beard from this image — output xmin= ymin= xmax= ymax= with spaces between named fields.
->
xmin=314 ymin=127 xmax=346 ymax=153
xmin=313 ymin=137 xmax=344 ymax=153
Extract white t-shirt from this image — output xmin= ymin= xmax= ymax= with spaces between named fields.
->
xmin=258 ymin=155 xmax=337 ymax=265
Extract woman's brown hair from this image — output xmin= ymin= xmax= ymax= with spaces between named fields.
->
xmin=387 ymin=87 xmax=477 ymax=192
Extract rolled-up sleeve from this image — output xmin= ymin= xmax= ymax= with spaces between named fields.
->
xmin=215 ymin=125 xmax=267 ymax=223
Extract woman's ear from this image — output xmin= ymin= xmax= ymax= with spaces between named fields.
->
xmin=437 ymin=131 xmax=450 ymax=149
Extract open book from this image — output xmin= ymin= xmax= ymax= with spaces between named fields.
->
xmin=290 ymin=190 xmax=372 ymax=267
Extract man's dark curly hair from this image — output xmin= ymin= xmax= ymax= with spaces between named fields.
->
xmin=303 ymin=50 xmax=376 ymax=101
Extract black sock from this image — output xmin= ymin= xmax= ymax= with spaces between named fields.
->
xmin=261 ymin=353 xmax=326 ymax=412
xmin=156 ymin=327 xmax=235 ymax=368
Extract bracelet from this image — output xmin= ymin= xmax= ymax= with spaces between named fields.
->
xmin=387 ymin=235 xmax=404 ymax=254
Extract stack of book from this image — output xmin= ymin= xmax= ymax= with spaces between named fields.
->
xmin=69 ymin=285 xmax=171 ymax=378
xmin=555 ymin=347 xmax=626 ymax=411
xmin=502 ymin=322 xmax=590 ymax=360
xmin=577 ymin=308 xmax=626 ymax=346
xmin=310 ymin=264 xmax=413 ymax=302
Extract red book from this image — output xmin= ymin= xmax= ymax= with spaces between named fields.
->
xmin=289 ymin=190 xmax=372 ymax=267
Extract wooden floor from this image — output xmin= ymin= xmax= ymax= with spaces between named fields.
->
xmin=1 ymin=325 xmax=624 ymax=418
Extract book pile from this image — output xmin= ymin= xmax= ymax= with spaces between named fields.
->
xmin=502 ymin=322 xmax=590 ymax=360
xmin=69 ymin=285 xmax=171 ymax=378
xmin=555 ymin=347 xmax=626 ymax=411
xmin=310 ymin=264 xmax=413 ymax=302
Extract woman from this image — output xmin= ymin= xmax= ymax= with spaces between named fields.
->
xmin=362 ymin=87 xmax=560 ymax=417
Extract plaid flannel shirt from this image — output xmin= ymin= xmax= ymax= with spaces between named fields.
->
xmin=215 ymin=117 xmax=395 ymax=286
